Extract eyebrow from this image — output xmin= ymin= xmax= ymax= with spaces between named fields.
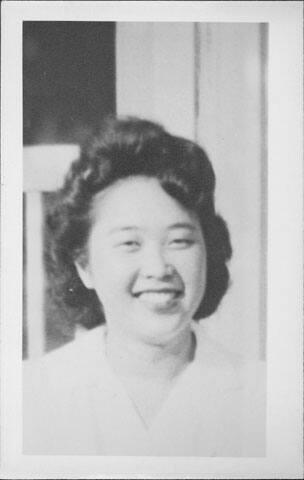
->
xmin=108 ymin=226 xmax=140 ymax=235
xmin=109 ymin=223 xmax=197 ymax=235
xmin=167 ymin=222 xmax=196 ymax=231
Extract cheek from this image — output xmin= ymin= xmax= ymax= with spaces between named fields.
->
xmin=188 ymin=258 xmax=207 ymax=290
xmin=176 ymin=249 xmax=207 ymax=296
xmin=186 ymin=261 xmax=207 ymax=316
xmin=89 ymin=250 xmax=135 ymax=296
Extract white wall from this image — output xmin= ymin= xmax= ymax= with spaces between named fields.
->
xmin=197 ymin=24 xmax=266 ymax=360
xmin=116 ymin=22 xmax=196 ymax=140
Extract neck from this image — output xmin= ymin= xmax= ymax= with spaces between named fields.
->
xmin=105 ymin=324 xmax=195 ymax=384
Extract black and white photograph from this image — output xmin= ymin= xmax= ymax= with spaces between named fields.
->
xmin=23 ymin=19 xmax=267 ymax=457
xmin=1 ymin=1 xmax=303 ymax=478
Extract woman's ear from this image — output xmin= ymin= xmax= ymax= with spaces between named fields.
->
xmin=74 ymin=261 xmax=94 ymax=290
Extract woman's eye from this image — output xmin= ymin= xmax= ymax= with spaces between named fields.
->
xmin=117 ymin=240 xmax=141 ymax=251
xmin=169 ymin=238 xmax=195 ymax=249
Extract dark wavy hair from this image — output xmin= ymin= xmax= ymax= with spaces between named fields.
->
xmin=47 ymin=116 xmax=232 ymax=324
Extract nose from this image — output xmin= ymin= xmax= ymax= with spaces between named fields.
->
xmin=140 ymin=245 xmax=173 ymax=279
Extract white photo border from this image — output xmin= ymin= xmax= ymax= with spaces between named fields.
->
xmin=1 ymin=1 xmax=303 ymax=478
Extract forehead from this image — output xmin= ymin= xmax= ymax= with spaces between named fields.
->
xmin=91 ymin=176 xmax=198 ymax=231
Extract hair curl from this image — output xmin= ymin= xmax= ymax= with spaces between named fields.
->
xmin=46 ymin=116 xmax=232 ymax=324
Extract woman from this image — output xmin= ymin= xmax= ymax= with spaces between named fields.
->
xmin=23 ymin=117 xmax=265 ymax=456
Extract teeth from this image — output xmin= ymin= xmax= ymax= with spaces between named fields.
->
xmin=138 ymin=291 xmax=179 ymax=304
xmin=142 ymin=292 xmax=175 ymax=298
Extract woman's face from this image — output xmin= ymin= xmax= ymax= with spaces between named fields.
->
xmin=76 ymin=176 xmax=207 ymax=345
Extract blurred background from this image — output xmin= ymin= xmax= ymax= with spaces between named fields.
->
xmin=23 ymin=21 xmax=115 ymax=145
xmin=23 ymin=22 xmax=267 ymax=362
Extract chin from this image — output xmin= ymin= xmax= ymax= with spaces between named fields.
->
xmin=135 ymin=313 xmax=191 ymax=345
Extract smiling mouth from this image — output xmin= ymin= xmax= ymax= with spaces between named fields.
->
xmin=133 ymin=288 xmax=183 ymax=297
xmin=132 ymin=289 xmax=183 ymax=308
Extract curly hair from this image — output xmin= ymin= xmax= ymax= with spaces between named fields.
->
xmin=46 ymin=116 xmax=232 ymax=323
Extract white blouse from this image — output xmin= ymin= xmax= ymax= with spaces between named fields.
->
xmin=23 ymin=322 xmax=265 ymax=456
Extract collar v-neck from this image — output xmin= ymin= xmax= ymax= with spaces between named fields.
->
xmin=90 ymin=325 xmax=200 ymax=432
xmin=69 ymin=322 xmax=244 ymax=455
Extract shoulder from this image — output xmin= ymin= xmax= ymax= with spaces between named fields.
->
xmin=23 ymin=326 xmax=107 ymax=454
xmin=193 ymin=321 xmax=243 ymax=367
xmin=192 ymin=322 xmax=266 ymax=455
xmin=23 ymin=325 xmax=106 ymax=395
xmin=192 ymin=321 xmax=266 ymax=392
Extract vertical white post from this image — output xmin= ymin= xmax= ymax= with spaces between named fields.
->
xmin=23 ymin=145 xmax=80 ymax=356
xmin=26 ymin=192 xmax=44 ymax=358
xmin=116 ymin=22 xmax=196 ymax=139
xmin=197 ymin=24 xmax=265 ymax=360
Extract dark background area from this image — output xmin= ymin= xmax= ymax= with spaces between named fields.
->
xmin=23 ymin=22 xmax=116 ymax=356
xmin=23 ymin=21 xmax=116 ymax=145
